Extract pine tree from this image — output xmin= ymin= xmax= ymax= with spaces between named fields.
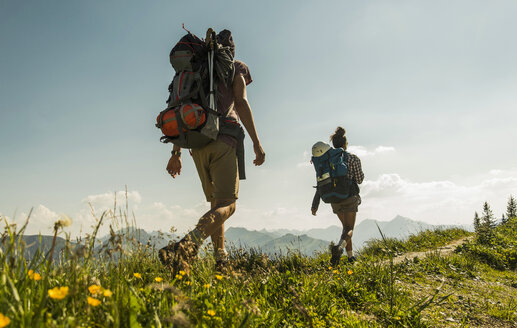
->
xmin=478 ymin=201 xmax=496 ymax=243
xmin=501 ymin=213 xmax=507 ymax=225
xmin=473 ymin=211 xmax=481 ymax=232
xmin=481 ymin=201 xmax=496 ymax=229
xmin=506 ymin=195 xmax=517 ymax=220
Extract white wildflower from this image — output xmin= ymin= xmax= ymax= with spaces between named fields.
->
xmin=56 ymin=214 xmax=72 ymax=228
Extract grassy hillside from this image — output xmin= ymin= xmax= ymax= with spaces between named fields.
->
xmin=224 ymin=227 xmax=276 ymax=249
xmin=259 ymin=233 xmax=328 ymax=256
xmin=0 ymin=215 xmax=516 ymax=327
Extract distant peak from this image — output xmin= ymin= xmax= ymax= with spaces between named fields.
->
xmin=392 ymin=215 xmax=412 ymax=222
xmin=226 ymin=227 xmax=250 ymax=232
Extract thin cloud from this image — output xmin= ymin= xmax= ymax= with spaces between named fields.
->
xmin=297 ymin=145 xmax=395 ymax=168
xmin=347 ymin=145 xmax=395 ymax=157
xmin=360 ymin=169 xmax=517 ymax=225
xmin=82 ymin=191 xmax=142 ymax=212
xmin=5 ymin=168 xmax=517 ymax=237
xmin=138 ymin=201 xmax=210 ymax=233
xmin=9 ymin=205 xmax=60 ymax=235
xmin=232 ymin=168 xmax=517 ymax=231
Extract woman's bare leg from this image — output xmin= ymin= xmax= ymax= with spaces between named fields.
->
xmin=336 ymin=211 xmax=356 ymax=252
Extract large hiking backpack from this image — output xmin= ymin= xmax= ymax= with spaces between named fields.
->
xmin=311 ymin=148 xmax=356 ymax=203
xmin=156 ymin=28 xmax=235 ymax=148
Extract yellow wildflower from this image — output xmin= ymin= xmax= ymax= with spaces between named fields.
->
xmin=207 ymin=310 xmax=216 ymax=316
xmin=179 ymin=270 xmax=186 ymax=276
xmin=88 ymin=285 xmax=103 ymax=295
xmin=28 ymin=270 xmax=42 ymax=281
xmin=103 ymin=289 xmax=113 ymax=297
xmin=332 ymin=270 xmax=339 ymax=274
xmin=328 ymin=266 xmax=332 ymax=270
xmin=175 ymin=274 xmax=183 ymax=280
xmin=203 ymin=283 xmax=210 ymax=289
xmin=186 ymin=281 xmax=191 ymax=286
xmin=48 ymin=286 xmax=69 ymax=300
xmin=0 ymin=313 xmax=11 ymax=328
xmin=87 ymin=296 xmax=101 ymax=307
xmin=133 ymin=273 xmax=142 ymax=279
xmin=215 ymin=275 xmax=223 ymax=280
xmin=155 ymin=277 xmax=163 ymax=283
xmin=347 ymin=270 xmax=353 ymax=275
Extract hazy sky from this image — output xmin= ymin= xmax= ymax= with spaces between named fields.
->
xmin=1 ymin=0 xmax=517 ymax=237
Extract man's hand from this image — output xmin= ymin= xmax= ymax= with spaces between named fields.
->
xmin=253 ymin=143 xmax=265 ymax=166
xmin=166 ymin=155 xmax=182 ymax=178
xmin=311 ymin=208 xmax=317 ymax=216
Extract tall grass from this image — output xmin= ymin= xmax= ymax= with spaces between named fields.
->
xmin=0 ymin=204 xmax=515 ymax=327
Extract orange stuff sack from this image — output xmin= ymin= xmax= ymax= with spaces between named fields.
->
xmin=157 ymin=103 xmax=206 ymax=137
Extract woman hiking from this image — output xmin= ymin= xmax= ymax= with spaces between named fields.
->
xmin=311 ymin=127 xmax=364 ymax=266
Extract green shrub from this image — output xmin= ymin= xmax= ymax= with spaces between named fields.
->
xmin=457 ymin=217 xmax=517 ymax=270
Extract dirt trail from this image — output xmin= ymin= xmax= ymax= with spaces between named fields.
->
xmin=390 ymin=236 xmax=474 ymax=265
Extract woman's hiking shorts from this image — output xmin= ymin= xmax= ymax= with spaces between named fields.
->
xmin=331 ymin=195 xmax=361 ymax=213
xmin=191 ymin=139 xmax=239 ymax=202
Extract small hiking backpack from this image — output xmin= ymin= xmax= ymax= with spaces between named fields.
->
xmin=156 ymin=28 xmax=235 ymax=148
xmin=311 ymin=148 xmax=355 ymax=203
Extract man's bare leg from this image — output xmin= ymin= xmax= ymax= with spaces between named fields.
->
xmin=210 ymin=223 xmax=225 ymax=250
xmin=164 ymin=199 xmax=236 ymax=273
xmin=209 ymin=201 xmax=227 ymax=264
xmin=209 ymin=200 xmax=224 ymax=249
xmin=196 ymin=199 xmax=236 ymax=240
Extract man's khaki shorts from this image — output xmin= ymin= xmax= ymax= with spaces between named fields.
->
xmin=191 ymin=139 xmax=239 ymax=202
xmin=331 ymin=195 xmax=361 ymax=213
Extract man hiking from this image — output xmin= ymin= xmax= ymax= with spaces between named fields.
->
xmin=159 ymin=29 xmax=265 ymax=273
xmin=311 ymin=127 xmax=363 ymax=265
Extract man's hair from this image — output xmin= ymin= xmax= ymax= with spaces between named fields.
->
xmin=216 ymin=29 xmax=235 ymax=57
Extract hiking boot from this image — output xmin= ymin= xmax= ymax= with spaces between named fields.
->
xmin=330 ymin=244 xmax=343 ymax=266
xmin=158 ymin=242 xmax=178 ymax=267
xmin=347 ymin=256 xmax=357 ymax=264
xmin=175 ymin=240 xmax=198 ymax=275
xmin=215 ymin=258 xmax=229 ymax=273
xmin=158 ymin=239 xmax=199 ymax=275
xmin=214 ymin=248 xmax=229 ymax=273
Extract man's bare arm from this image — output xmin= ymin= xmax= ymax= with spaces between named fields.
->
xmin=233 ymin=74 xmax=266 ymax=166
xmin=233 ymin=74 xmax=265 ymax=166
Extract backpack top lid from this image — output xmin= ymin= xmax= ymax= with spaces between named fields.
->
xmin=169 ymin=32 xmax=208 ymax=72
xmin=312 ymin=141 xmax=331 ymax=158
xmin=311 ymin=147 xmax=348 ymax=182
xmin=169 ymin=30 xmax=235 ymax=86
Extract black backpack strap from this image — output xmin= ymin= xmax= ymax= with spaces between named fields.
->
xmin=175 ymin=107 xmax=186 ymax=139
xmin=343 ymin=151 xmax=360 ymax=195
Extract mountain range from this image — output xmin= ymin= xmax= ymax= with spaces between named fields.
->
xmin=224 ymin=215 xmax=449 ymax=256
xmin=11 ymin=216 xmax=469 ymax=258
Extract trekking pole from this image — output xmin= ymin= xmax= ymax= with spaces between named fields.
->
xmin=206 ymin=28 xmax=216 ymax=110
